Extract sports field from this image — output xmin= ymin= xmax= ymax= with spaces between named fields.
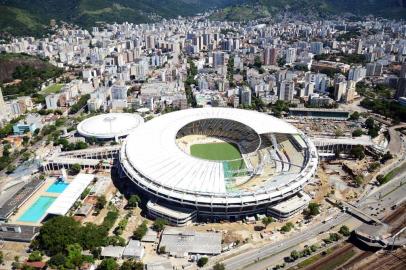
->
xmin=190 ymin=142 xmax=245 ymax=171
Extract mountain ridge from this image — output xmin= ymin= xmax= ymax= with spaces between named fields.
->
xmin=0 ymin=0 xmax=404 ymax=37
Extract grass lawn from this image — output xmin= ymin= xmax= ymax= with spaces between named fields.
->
xmin=383 ymin=161 xmax=406 ymax=181
xmin=190 ymin=142 xmax=245 ymax=171
xmin=41 ymin=84 xmax=63 ymax=95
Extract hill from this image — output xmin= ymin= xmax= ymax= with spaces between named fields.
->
xmin=0 ymin=0 xmax=240 ymax=37
xmin=0 ymin=0 xmax=405 ymax=37
xmin=210 ymin=0 xmax=406 ymax=21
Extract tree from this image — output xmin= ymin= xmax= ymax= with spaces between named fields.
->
xmin=127 ymin=195 xmax=141 ymax=208
xmin=290 ymin=250 xmax=299 ymax=260
xmin=133 ymin=221 xmax=148 ymax=240
xmin=350 ymin=145 xmax=365 ymax=160
xmin=329 ymin=233 xmax=342 ymax=241
xmin=0 ymin=251 xmax=3 ymax=265
xmin=376 ymin=174 xmax=386 ymax=185
xmin=381 ymin=152 xmax=393 ymax=163
xmin=339 ymin=225 xmax=351 ymax=236
xmin=213 ymin=262 xmax=225 ymax=270
xmin=159 ymin=246 xmax=166 ymax=254
xmin=197 ymin=257 xmax=208 ymax=267
xmin=120 ymin=260 xmax=143 ymax=270
xmin=365 ymin=117 xmax=375 ymax=129
xmin=36 ymin=216 xmax=82 ymax=255
xmin=65 ymin=244 xmax=84 ymax=268
xmin=98 ymin=258 xmax=118 ymax=270
xmin=349 ymin=111 xmax=360 ymax=121
xmin=280 ymin=222 xmax=294 ymax=233
xmin=48 ymin=253 xmax=67 ymax=268
xmin=95 ymin=195 xmax=107 ymax=211
xmin=28 ymin=251 xmax=42 ymax=262
xmin=69 ymin=163 xmax=81 ymax=175
xmin=368 ymin=162 xmax=380 ymax=172
xmin=304 ymin=202 xmax=320 ymax=217
xmin=152 ymin=218 xmax=167 ymax=232
xmin=352 ymin=129 xmax=363 ymax=137
xmin=354 ymin=175 xmax=363 ymax=187
xmin=262 ymin=216 xmax=274 ymax=228
xmin=310 ymin=244 xmax=318 ymax=252
xmin=334 ymin=128 xmax=344 ymax=138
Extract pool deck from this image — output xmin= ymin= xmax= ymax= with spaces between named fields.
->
xmin=10 ymin=177 xmax=70 ymax=226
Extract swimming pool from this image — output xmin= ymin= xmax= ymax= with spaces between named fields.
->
xmin=18 ymin=196 xmax=56 ymax=223
xmin=46 ymin=181 xmax=69 ymax=193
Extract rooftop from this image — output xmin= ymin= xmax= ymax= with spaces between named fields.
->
xmin=159 ymin=227 xmax=222 ymax=256
xmin=77 ymin=113 xmax=144 ymax=139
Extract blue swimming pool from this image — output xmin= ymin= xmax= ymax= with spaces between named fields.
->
xmin=46 ymin=181 xmax=69 ymax=193
xmin=18 ymin=196 xmax=56 ymax=222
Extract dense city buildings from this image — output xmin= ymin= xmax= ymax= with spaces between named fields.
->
xmin=0 ymin=5 xmax=405 ymax=270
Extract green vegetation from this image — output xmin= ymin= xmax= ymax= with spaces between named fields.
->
xmin=213 ymin=262 xmax=225 ymax=270
xmin=190 ymin=142 xmax=245 ymax=171
xmin=350 ymin=145 xmax=365 ymax=160
xmin=40 ymin=84 xmax=63 ymax=95
xmin=185 ymin=59 xmax=198 ymax=107
xmin=336 ymin=30 xmax=361 ymax=42
xmin=352 ymin=129 xmax=363 ymax=137
xmin=127 ymin=195 xmax=141 ymax=208
xmin=158 ymin=246 xmax=166 ymax=254
xmin=314 ymin=52 xmax=367 ymax=65
xmin=54 ymin=138 xmax=89 ymax=152
xmin=353 ymin=175 xmax=364 ymax=187
xmin=95 ymin=195 xmax=107 ymax=212
xmin=303 ymin=202 xmax=320 ymax=218
xmin=262 ymin=216 xmax=274 ymax=228
xmin=339 ymin=225 xmax=351 ymax=236
xmin=114 ymin=213 xmax=131 ymax=236
xmin=28 ymin=251 xmax=43 ymax=262
xmin=69 ymin=94 xmax=91 ymax=114
xmin=323 ymin=232 xmax=342 ymax=244
xmin=152 ymin=218 xmax=167 ymax=232
xmin=364 ymin=117 xmax=380 ymax=138
xmin=197 ymin=257 xmax=208 ymax=267
xmin=280 ymin=222 xmax=294 ymax=233
xmin=349 ymin=111 xmax=360 ymax=121
xmin=120 ymin=260 xmax=144 ymax=270
xmin=0 ymin=53 xmax=63 ymax=98
xmin=69 ymin=163 xmax=81 ymax=175
xmin=368 ymin=162 xmax=380 ymax=173
xmin=361 ymin=98 xmax=406 ymax=122
xmin=133 ymin=221 xmax=148 ymax=240
xmin=314 ymin=249 xmax=355 ymax=270
xmin=35 ymin=211 xmax=119 ymax=257
xmin=210 ymin=5 xmax=270 ymax=21
xmin=377 ymin=161 xmax=406 ymax=185
xmin=227 ymin=55 xmax=235 ymax=87
xmin=98 ymin=258 xmax=118 ymax=270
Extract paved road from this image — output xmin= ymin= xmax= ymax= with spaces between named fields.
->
xmin=218 ymin=172 xmax=406 ymax=270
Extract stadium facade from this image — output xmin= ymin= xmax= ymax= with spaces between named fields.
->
xmin=119 ymin=108 xmax=318 ymax=224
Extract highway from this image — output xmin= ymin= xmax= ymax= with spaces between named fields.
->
xmin=216 ymin=171 xmax=406 ymax=270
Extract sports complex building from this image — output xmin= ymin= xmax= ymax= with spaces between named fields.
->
xmin=119 ymin=108 xmax=319 ymax=225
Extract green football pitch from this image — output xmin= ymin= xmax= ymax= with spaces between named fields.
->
xmin=190 ymin=142 xmax=245 ymax=171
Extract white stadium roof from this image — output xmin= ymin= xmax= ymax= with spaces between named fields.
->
xmin=77 ymin=113 xmax=144 ymax=139
xmin=123 ymin=108 xmax=305 ymax=196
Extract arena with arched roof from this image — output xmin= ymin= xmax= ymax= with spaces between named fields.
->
xmin=119 ymin=108 xmax=318 ymax=222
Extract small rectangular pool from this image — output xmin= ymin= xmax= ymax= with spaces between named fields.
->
xmin=18 ymin=196 xmax=56 ymax=223
xmin=46 ymin=181 xmax=69 ymax=193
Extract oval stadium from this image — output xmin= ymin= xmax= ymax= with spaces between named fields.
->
xmin=77 ymin=113 xmax=144 ymax=140
xmin=119 ymin=108 xmax=318 ymax=225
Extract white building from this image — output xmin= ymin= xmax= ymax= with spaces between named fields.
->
xmin=279 ymin=80 xmax=295 ymax=101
